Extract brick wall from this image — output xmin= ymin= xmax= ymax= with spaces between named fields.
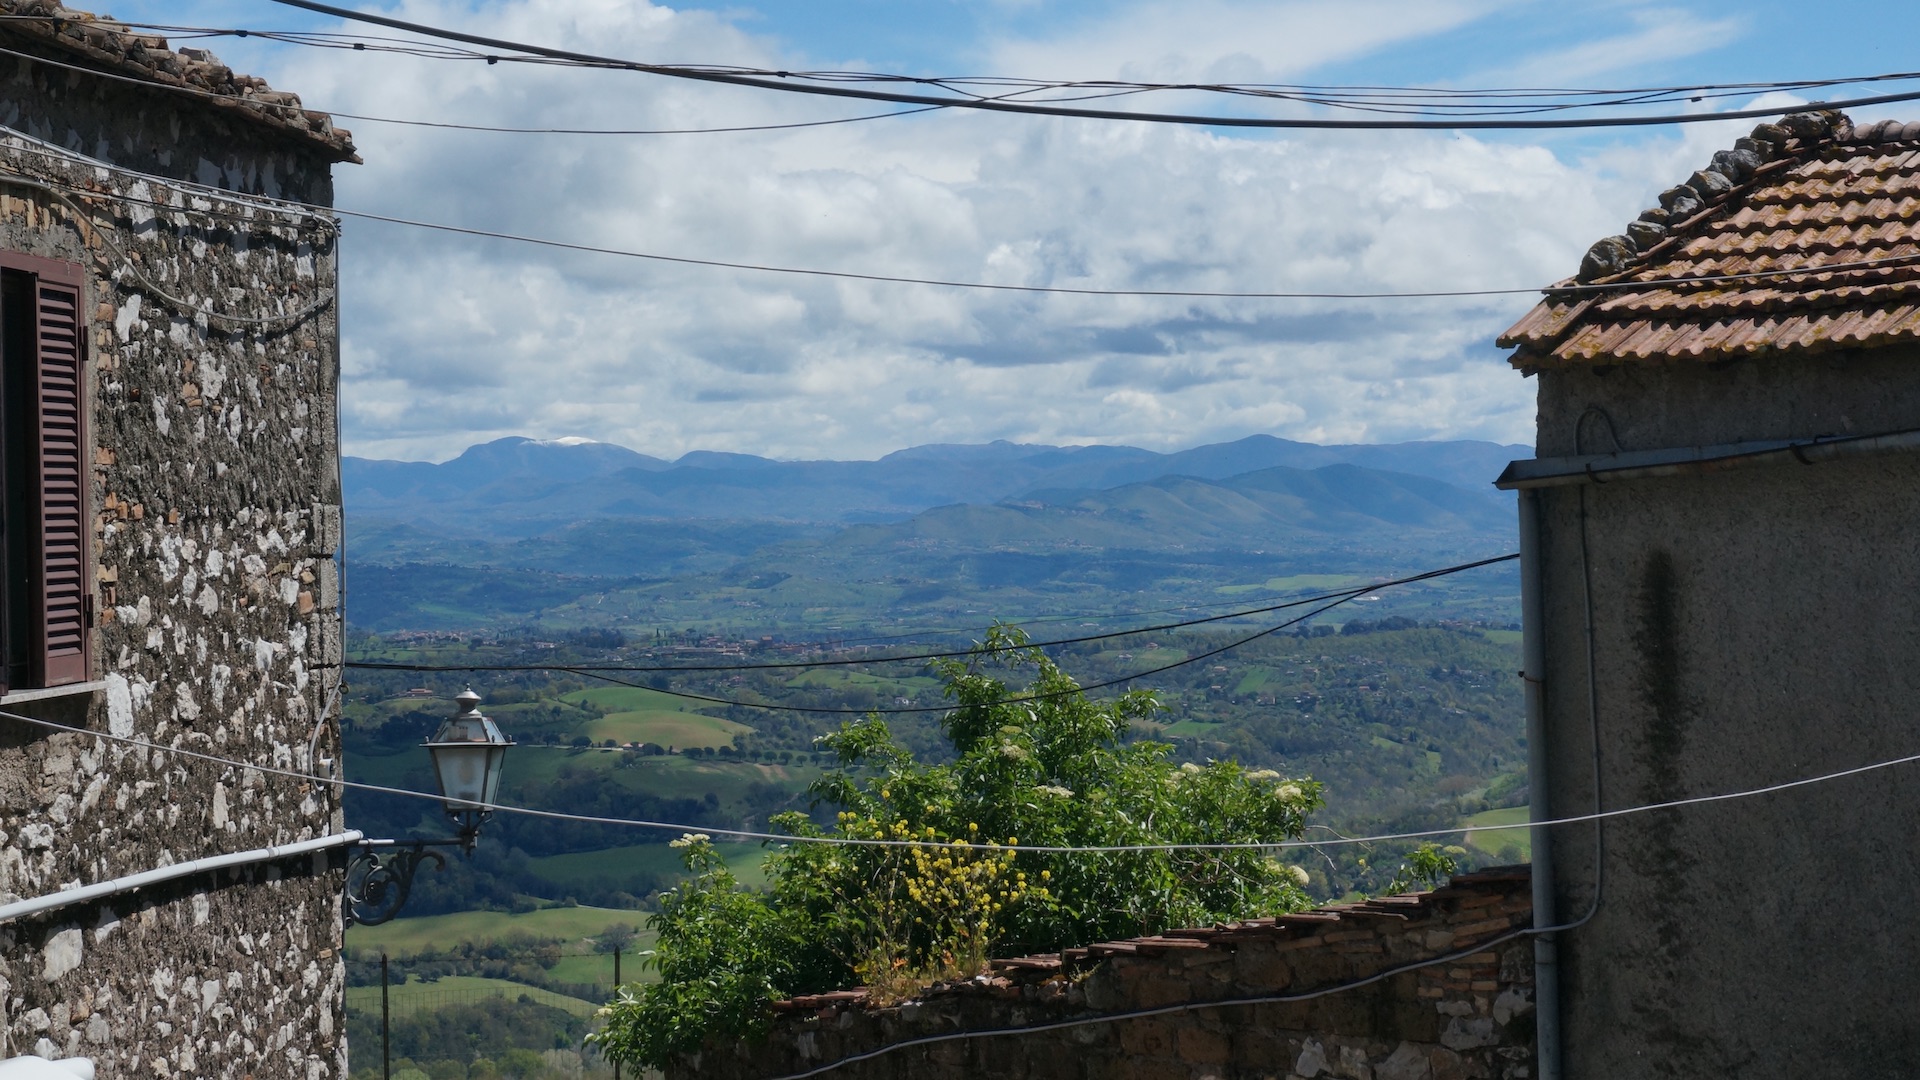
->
xmin=676 ymin=868 xmax=1536 ymax=1080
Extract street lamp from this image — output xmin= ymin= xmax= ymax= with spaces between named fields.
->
xmin=344 ymin=689 xmax=514 ymax=926
xmin=425 ymin=688 xmax=514 ymax=850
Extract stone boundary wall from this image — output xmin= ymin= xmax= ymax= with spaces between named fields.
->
xmin=678 ymin=868 xmax=1536 ymax=1080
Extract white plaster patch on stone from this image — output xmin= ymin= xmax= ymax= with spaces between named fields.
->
xmin=41 ymin=929 xmax=82 ymax=982
xmin=1294 ymin=1039 xmax=1328 ymax=1077
xmin=114 ymin=603 xmax=139 ymax=624
xmin=1375 ymin=1042 xmax=1429 ymax=1080
xmin=86 ymin=1014 xmax=110 ymax=1043
xmin=191 ymin=893 xmax=210 ymax=926
xmin=1492 ymin=987 xmax=1533 ymax=1025
xmin=46 ymin=793 xmax=72 ymax=826
xmin=153 ymin=394 xmax=171 ymax=436
xmin=109 ymin=676 xmax=137 ymax=741
xmin=126 ymin=179 xmax=154 ymax=226
xmin=1440 ymin=1016 xmax=1499 ymax=1051
xmin=262 ymin=528 xmax=287 ymax=555
xmin=288 ymin=624 xmax=308 ymax=657
xmin=279 ymin=577 xmax=298 ymax=606
xmin=212 ymin=782 xmax=229 ymax=830
xmin=200 ymin=355 xmax=226 ymax=399
xmin=197 ymin=584 xmax=218 ymax=616
xmin=253 ymin=639 xmax=279 ymax=672
xmin=175 ymin=686 xmax=200 ymax=723
xmin=210 ymin=664 xmax=231 ymax=709
xmin=157 ymin=534 xmax=181 ymax=581
xmin=205 ymin=548 xmax=225 ymax=577
xmin=93 ymin=907 xmax=120 ymax=944
xmin=201 ymin=977 xmax=220 ymax=1012
xmin=145 ymin=627 xmax=163 ymax=651
xmin=182 ymin=567 xmax=198 ymax=599
xmin=136 ymin=595 xmax=152 ymax=626
xmin=114 ymin=292 xmax=143 ymax=341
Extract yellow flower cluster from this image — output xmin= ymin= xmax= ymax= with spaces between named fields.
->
xmin=834 ymin=811 xmax=1051 ymax=985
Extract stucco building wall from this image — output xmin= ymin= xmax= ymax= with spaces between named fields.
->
xmin=1528 ymin=359 xmax=1920 ymax=1076
xmin=0 ymin=21 xmax=352 ymax=1080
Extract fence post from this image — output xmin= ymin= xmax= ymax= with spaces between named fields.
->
xmin=381 ymin=952 xmax=391 ymax=1080
xmin=612 ymin=946 xmax=622 ymax=1080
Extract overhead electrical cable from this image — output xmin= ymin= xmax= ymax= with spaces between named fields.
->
xmin=13 ymin=132 xmax=1920 ymax=304
xmin=21 ymin=13 xmax=1920 ymax=123
xmin=345 ymin=553 xmax=1517 ymax=677
xmin=6 ymin=704 xmax=1918 ymax=853
xmin=0 ymin=41 xmax=946 ymax=137
xmin=259 ymin=0 xmax=1920 ymax=131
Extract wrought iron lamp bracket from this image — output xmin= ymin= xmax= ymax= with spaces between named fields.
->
xmin=343 ymin=840 xmax=462 ymax=927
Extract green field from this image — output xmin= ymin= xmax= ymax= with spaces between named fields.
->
xmin=1216 ymin=573 xmax=1367 ymax=596
xmin=554 ymin=686 xmax=756 ymax=749
xmin=1462 ymin=806 xmax=1531 ymax=861
xmin=586 ymin=708 xmax=752 ymax=749
xmin=347 ymin=904 xmax=647 ymax=956
xmin=345 ymin=975 xmax=601 ymax=1018
xmin=530 ymin=841 xmax=771 ymax=892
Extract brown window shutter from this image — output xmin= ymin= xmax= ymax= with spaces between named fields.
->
xmin=32 ymin=279 xmax=87 ymax=686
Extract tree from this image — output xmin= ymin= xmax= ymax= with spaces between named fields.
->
xmin=592 ymin=627 xmax=1322 ymax=1071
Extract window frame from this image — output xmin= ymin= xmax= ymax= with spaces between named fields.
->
xmin=0 ymin=250 xmax=92 ymax=693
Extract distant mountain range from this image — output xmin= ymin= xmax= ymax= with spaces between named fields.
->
xmin=345 ymin=434 xmax=1529 ymax=533
xmin=341 ymin=435 xmax=1527 ymax=631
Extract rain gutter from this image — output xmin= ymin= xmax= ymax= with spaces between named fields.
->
xmin=1517 ymin=489 xmax=1560 ymax=1080
xmin=1495 ymin=427 xmax=1920 ymax=490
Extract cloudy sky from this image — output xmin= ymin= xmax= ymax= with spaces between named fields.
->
xmin=99 ymin=1 xmax=1920 ymax=462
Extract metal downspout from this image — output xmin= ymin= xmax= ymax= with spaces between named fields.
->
xmin=1520 ymin=487 xmax=1562 ymax=1080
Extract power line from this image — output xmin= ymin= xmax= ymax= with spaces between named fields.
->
xmin=261 ymin=0 xmax=1920 ymax=131
xmin=0 ymin=40 xmax=946 ymax=138
xmin=21 ymin=13 xmax=1920 ymax=125
xmin=549 ymin=591 xmax=1358 ymax=715
xmin=304 ymin=203 xmax=1920 ymax=302
xmin=345 ymin=554 xmax=1518 ymax=677
xmin=5 ymin=704 xmax=1917 ymax=854
xmin=13 ymin=124 xmax=1920 ymax=305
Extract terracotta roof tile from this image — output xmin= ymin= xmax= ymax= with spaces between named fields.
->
xmin=1502 ymin=110 xmax=1920 ymax=367
xmin=0 ymin=0 xmax=358 ymax=163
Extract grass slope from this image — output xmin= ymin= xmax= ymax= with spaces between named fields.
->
xmin=1462 ymin=806 xmax=1531 ymax=861
xmin=345 ymin=975 xmax=601 ymax=1019
xmin=347 ymin=905 xmax=646 ymax=956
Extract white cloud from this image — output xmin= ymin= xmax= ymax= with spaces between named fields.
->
xmin=985 ymin=0 xmax=1509 ymax=84
xmin=1487 ymin=7 xmax=1746 ymax=87
xmin=235 ymin=0 xmax=1752 ymax=463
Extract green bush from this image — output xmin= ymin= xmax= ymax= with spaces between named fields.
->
xmin=592 ymin=627 xmax=1322 ymax=1071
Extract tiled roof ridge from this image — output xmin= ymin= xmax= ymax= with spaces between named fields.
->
xmin=1572 ymin=109 xmax=1848 ymax=286
xmin=770 ymin=864 xmax=1531 ymax=1013
xmin=0 ymin=0 xmax=359 ymax=163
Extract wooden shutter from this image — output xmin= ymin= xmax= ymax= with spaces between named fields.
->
xmin=32 ymin=279 xmax=87 ymax=686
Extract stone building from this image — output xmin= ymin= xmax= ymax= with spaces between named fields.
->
xmin=1497 ymin=110 xmax=1920 ymax=1076
xmin=0 ymin=5 xmax=358 ymax=1078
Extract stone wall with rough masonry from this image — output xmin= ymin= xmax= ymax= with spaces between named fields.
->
xmin=0 ymin=15 xmax=353 ymax=1079
xmin=678 ymin=868 xmax=1536 ymax=1080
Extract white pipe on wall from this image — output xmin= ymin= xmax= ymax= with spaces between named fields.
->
xmin=0 ymin=830 xmax=363 ymax=925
